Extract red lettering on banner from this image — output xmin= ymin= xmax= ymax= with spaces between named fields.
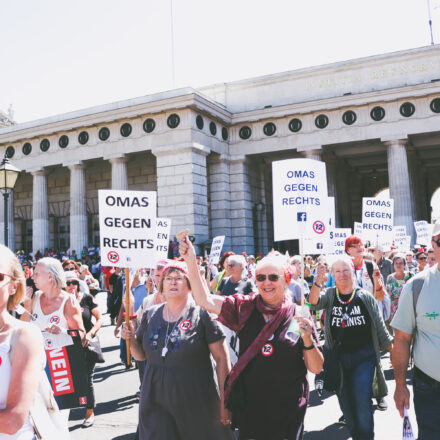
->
xmin=46 ymin=347 xmax=74 ymax=396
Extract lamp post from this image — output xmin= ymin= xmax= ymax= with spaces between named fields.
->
xmin=0 ymin=156 xmax=21 ymax=247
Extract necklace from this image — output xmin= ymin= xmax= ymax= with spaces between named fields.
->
xmin=161 ymin=303 xmax=186 ymax=358
xmin=336 ymin=288 xmax=356 ymax=305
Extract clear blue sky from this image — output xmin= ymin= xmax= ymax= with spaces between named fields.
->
xmin=1 ymin=0 xmax=439 ymax=123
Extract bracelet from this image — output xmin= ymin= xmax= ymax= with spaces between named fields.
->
xmin=303 ymin=343 xmax=315 ymax=350
xmin=314 ymin=282 xmax=323 ymax=289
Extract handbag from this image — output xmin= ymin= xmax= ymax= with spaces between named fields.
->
xmin=85 ymin=335 xmax=105 ymax=364
xmin=323 ymin=289 xmax=358 ymax=393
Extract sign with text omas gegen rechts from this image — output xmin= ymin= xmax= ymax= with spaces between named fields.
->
xmin=99 ymin=190 xmax=157 ymax=269
xmin=361 ymin=197 xmax=394 ymax=242
xmin=272 ymin=158 xmax=328 ymax=241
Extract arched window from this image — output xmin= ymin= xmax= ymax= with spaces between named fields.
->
xmin=431 ymin=188 xmax=440 ymax=223
xmin=374 ymin=188 xmax=390 ymax=199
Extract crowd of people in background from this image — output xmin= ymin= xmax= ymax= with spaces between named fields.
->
xmin=2 ymin=223 xmax=440 ymax=439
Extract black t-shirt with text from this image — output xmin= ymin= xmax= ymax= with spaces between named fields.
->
xmin=330 ymin=292 xmax=371 ymax=352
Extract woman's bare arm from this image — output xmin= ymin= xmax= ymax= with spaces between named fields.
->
xmin=0 ymin=326 xmax=43 ymax=435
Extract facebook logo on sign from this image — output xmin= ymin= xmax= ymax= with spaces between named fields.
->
xmin=297 ymin=212 xmax=307 ymax=222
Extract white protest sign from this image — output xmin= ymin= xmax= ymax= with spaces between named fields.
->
xmin=401 ymin=235 xmax=412 ymax=251
xmin=331 ymin=228 xmax=352 ymax=255
xmin=393 ymin=225 xmax=407 ymax=248
xmin=354 ymin=222 xmax=363 ymax=238
xmin=209 ymin=236 xmax=225 ymax=265
xmin=303 ymin=198 xmax=334 ymax=255
xmin=361 ymin=197 xmax=394 ymax=241
xmin=98 ymin=190 xmax=157 ymax=268
xmin=378 ymin=234 xmax=393 ymax=252
xmin=272 ymin=158 xmax=328 ymax=241
xmin=414 ymin=221 xmax=433 ymax=246
xmin=156 ymin=218 xmax=171 ymax=261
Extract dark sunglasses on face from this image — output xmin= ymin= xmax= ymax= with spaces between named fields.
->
xmin=433 ymin=238 xmax=440 ymax=247
xmin=256 ymin=274 xmax=282 ymax=282
xmin=0 ymin=273 xmax=13 ymax=282
xmin=417 ymin=257 xmax=427 ymax=261
xmin=64 ymin=267 xmax=75 ymax=271
xmin=66 ymin=281 xmax=79 ymax=286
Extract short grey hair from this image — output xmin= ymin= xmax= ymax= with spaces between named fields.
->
xmin=290 ymin=255 xmax=302 ymax=265
xmin=228 ymin=255 xmax=247 ymax=269
xmin=330 ymin=255 xmax=355 ymax=277
xmin=37 ymin=257 xmax=67 ymax=289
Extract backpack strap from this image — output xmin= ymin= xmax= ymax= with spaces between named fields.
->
xmin=365 ymin=260 xmax=374 ymax=283
xmin=412 ymin=277 xmax=425 ymax=317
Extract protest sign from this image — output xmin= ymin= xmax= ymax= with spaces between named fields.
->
xmin=272 ymin=158 xmax=328 ymax=241
xmin=402 ymin=236 xmax=412 ymax=251
xmin=44 ymin=329 xmax=88 ymax=410
xmin=209 ymin=235 xmax=225 ymax=265
xmin=156 ymin=218 xmax=171 ymax=261
xmin=303 ymin=198 xmax=334 ymax=254
xmin=354 ymin=222 xmax=363 ymax=238
xmin=414 ymin=220 xmax=433 ymax=246
xmin=361 ymin=197 xmax=394 ymax=242
xmin=393 ymin=225 xmax=407 ymax=248
xmin=98 ymin=190 xmax=157 ymax=268
xmin=331 ymin=228 xmax=352 ymax=255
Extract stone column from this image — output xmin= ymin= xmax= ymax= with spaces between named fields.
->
xmin=0 ymin=190 xmax=15 ymax=250
xmin=256 ymin=162 xmax=269 ymax=254
xmin=385 ymin=139 xmax=415 ymax=242
xmin=229 ymin=156 xmax=254 ymax=254
xmin=153 ymin=145 xmax=210 ymax=252
xmin=109 ymin=156 xmax=128 ymax=190
xmin=32 ymin=169 xmax=49 ymax=254
xmin=208 ymin=154 xmax=232 ymax=251
xmin=303 ymin=149 xmax=322 ymax=161
xmin=337 ymin=161 xmax=353 ymax=228
xmin=68 ymin=162 xmax=88 ymax=255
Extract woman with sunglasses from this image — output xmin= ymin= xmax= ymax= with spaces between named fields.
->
xmin=122 ymin=261 xmax=234 ymax=440
xmin=385 ymin=253 xmax=413 ymax=321
xmin=62 ymin=259 xmax=90 ymax=295
xmin=179 ymin=237 xmax=323 ymax=440
xmin=0 ymin=245 xmax=46 ymax=440
xmin=65 ymin=270 xmax=103 ymax=427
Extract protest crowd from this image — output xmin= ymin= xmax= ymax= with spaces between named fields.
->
xmin=1 ymin=205 xmax=440 ymax=439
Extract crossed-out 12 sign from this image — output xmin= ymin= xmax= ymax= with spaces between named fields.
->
xmin=107 ymin=250 xmax=119 ymax=264
xmin=313 ymin=220 xmax=325 ymax=234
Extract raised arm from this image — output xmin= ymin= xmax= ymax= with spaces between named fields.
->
xmin=309 ymin=263 xmax=326 ymax=305
xmin=179 ymin=235 xmax=225 ymax=315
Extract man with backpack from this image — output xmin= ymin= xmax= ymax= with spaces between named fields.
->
xmin=392 ymin=221 xmax=440 ymax=439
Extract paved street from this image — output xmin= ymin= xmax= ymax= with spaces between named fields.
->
xmin=69 ymin=293 xmax=419 ymax=439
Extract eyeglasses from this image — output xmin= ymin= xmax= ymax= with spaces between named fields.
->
xmin=66 ymin=281 xmax=79 ymax=286
xmin=227 ymin=264 xmax=236 ymax=268
xmin=0 ymin=273 xmax=14 ymax=282
xmin=256 ymin=274 xmax=282 ymax=282
xmin=64 ymin=267 xmax=75 ymax=271
xmin=164 ymin=277 xmax=185 ymax=284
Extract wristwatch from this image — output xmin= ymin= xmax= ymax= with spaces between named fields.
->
xmin=303 ymin=343 xmax=315 ymax=350
xmin=314 ymin=281 xmax=323 ymax=289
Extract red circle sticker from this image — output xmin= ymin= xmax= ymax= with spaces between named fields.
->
xmin=107 ymin=251 xmax=119 ymax=264
xmin=312 ymin=221 xmax=325 ymax=235
xmin=179 ymin=320 xmax=192 ymax=331
xmin=261 ymin=343 xmax=274 ymax=357
xmin=0 ymin=356 xmax=2 ymax=366
xmin=49 ymin=315 xmax=60 ymax=325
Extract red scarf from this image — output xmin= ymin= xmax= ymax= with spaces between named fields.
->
xmin=223 ymin=294 xmax=293 ymax=405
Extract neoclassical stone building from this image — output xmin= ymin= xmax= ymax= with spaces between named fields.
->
xmin=1 ymin=45 xmax=440 ymax=255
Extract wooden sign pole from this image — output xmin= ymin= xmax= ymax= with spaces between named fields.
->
xmin=125 ymin=268 xmax=132 ymax=367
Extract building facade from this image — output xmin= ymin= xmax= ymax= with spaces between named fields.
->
xmin=1 ymin=45 xmax=440 ymax=255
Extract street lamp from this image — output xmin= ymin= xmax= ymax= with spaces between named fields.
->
xmin=0 ymin=156 xmax=21 ymax=247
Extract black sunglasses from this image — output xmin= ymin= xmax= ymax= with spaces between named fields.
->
xmin=417 ymin=256 xmax=427 ymax=261
xmin=66 ymin=281 xmax=79 ymax=286
xmin=433 ymin=238 xmax=440 ymax=247
xmin=64 ymin=267 xmax=75 ymax=271
xmin=256 ymin=274 xmax=282 ymax=282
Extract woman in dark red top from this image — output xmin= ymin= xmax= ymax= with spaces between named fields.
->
xmin=179 ymin=235 xmax=323 ymax=440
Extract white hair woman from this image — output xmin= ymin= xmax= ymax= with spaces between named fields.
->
xmin=179 ymin=236 xmax=323 ymax=440
xmin=22 ymin=257 xmax=85 ymax=337
xmin=310 ymin=255 xmax=393 ymax=440
xmin=0 ymin=245 xmax=45 ymax=439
